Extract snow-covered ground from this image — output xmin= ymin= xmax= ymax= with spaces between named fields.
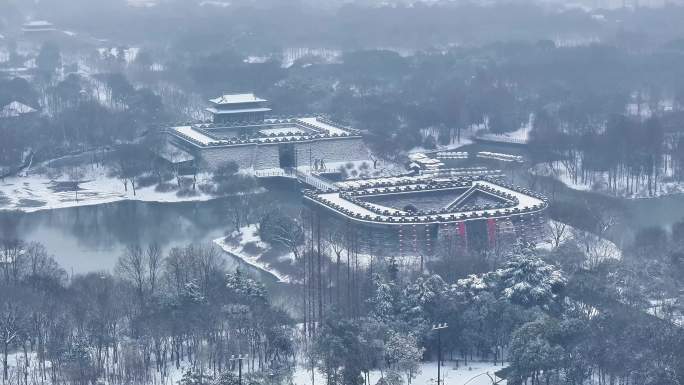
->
xmin=530 ymin=161 xmax=684 ymax=198
xmin=214 ymin=225 xmax=294 ymax=283
xmin=292 ymin=361 xmax=507 ymax=385
xmin=530 ymin=162 xmax=592 ymax=192
xmin=281 ymin=47 xmax=342 ymax=68
xmin=97 ymin=47 xmax=140 ymax=64
xmin=538 ymin=220 xmax=622 ymax=263
xmin=475 ymin=114 xmax=533 ymax=145
xmin=213 ymin=219 xmax=428 ymax=284
xmin=331 ymin=159 xmax=404 ymax=180
xmin=411 ymin=127 xmax=477 ymax=155
xmin=0 ymin=166 xmax=217 ymax=213
xmin=3 ymin=351 xmax=505 ymax=385
xmin=647 ymin=298 xmax=683 ymax=327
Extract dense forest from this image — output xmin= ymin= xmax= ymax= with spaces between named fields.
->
xmin=4 ymin=37 xmax=684 ymax=196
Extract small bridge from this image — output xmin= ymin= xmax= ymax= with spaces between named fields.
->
xmin=293 ymin=169 xmax=336 ymax=191
xmin=253 ymin=168 xmax=336 ymax=191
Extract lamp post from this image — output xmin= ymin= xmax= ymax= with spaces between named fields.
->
xmin=229 ymin=354 xmax=249 ymax=385
xmin=432 ymin=323 xmax=448 ymax=385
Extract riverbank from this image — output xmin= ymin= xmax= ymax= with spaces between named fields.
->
xmin=530 ymin=161 xmax=684 ymax=200
xmin=213 ymin=225 xmax=295 ymax=284
xmin=0 ymin=167 xmax=266 ymax=213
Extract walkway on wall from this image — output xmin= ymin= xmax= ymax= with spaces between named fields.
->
xmin=253 ymin=167 xmax=336 ymax=191
xmin=293 ymin=169 xmax=336 ymax=191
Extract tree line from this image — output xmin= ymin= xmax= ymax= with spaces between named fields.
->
xmin=258 ymin=205 xmax=684 ymax=385
xmin=1 ymin=238 xmax=295 ymax=385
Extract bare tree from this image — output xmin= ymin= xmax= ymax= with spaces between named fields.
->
xmin=548 ymin=221 xmax=569 ymax=249
xmin=110 ymin=144 xmax=147 ymax=196
xmin=67 ymin=166 xmax=86 ymax=202
xmin=116 ymin=245 xmax=147 ymax=306
xmin=146 ymin=243 xmax=162 ymax=297
xmin=327 ymin=228 xmax=345 ymax=306
xmin=0 ymin=288 xmax=27 ymax=383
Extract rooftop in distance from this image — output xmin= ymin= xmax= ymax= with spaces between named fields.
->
xmin=23 ymin=20 xmax=55 ymax=27
xmin=304 ymin=174 xmax=548 ymax=225
xmin=209 ymin=93 xmax=268 ymax=105
xmin=170 ymin=116 xmax=362 ymax=148
xmin=22 ymin=20 xmax=57 ymax=32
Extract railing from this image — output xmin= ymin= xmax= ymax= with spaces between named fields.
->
xmin=253 ymin=168 xmax=334 ymax=191
xmin=475 ymin=134 xmax=527 ymax=145
xmin=254 ymin=168 xmax=294 ymax=178
xmin=294 ymin=169 xmax=335 ymax=191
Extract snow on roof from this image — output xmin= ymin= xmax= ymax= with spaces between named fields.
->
xmin=259 ymin=127 xmax=307 ymax=136
xmin=23 ymin=20 xmax=54 ymax=27
xmin=417 ymin=158 xmax=442 ymax=165
xmin=22 ymin=21 xmax=57 ymax=32
xmin=173 ymin=126 xmax=216 ymax=146
xmin=296 ymin=117 xmax=350 ymax=136
xmin=306 ymin=177 xmax=547 ymax=225
xmin=171 ymin=116 xmax=359 ymax=147
xmin=157 ymin=142 xmax=195 ymax=164
xmin=206 ymin=107 xmax=272 ymax=115
xmin=1 ymin=101 xmax=37 ymax=118
xmin=209 ymin=93 xmax=267 ymax=105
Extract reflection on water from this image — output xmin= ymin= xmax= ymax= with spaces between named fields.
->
xmin=14 ymin=200 xmax=232 ymax=273
xmin=532 ymin=173 xmax=684 ymax=247
xmin=7 ymin=171 xmax=683 ymax=310
xmin=5 ymin=178 xmax=303 ymax=310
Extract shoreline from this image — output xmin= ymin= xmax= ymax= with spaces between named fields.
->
xmin=0 ymin=192 xmax=222 ymax=214
xmin=0 ymin=171 xmax=267 ymax=213
xmin=213 ymin=237 xmax=291 ymax=284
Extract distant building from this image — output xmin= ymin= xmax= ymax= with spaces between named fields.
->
xmin=22 ymin=21 xmax=57 ymax=34
xmin=168 ymin=93 xmax=369 ymax=171
xmin=304 ymin=173 xmax=548 ymax=255
xmin=206 ymin=93 xmax=272 ymax=124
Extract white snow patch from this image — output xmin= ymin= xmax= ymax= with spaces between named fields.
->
xmin=538 ymin=220 xmax=622 ymax=263
xmin=0 ymin=166 xmax=217 ymax=213
xmin=530 ymin=159 xmax=684 ymax=199
xmin=213 ymin=225 xmax=293 ymax=283
xmin=292 ymin=361 xmax=507 ymax=385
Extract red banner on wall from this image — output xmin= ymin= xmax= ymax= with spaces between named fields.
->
xmin=458 ymin=222 xmax=467 ymax=250
xmin=487 ymin=218 xmax=497 ymax=247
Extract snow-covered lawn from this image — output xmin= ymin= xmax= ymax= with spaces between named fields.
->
xmin=214 ymin=225 xmax=294 ymax=283
xmin=476 ymin=125 xmax=530 ymax=145
xmin=530 ymin=162 xmax=593 ymax=192
xmin=292 ymin=361 xmax=507 ymax=385
xmin=530 ymin=161 xmax=684 ymax=199
xmin=0 ymin=166 xmax=217 ymax=213
xmin=646 ymin=299 xmax=683 ymax=327
xmin=538 ymin=220 xmax=622 ymax=263
xmin=1 ymin=350 xmax=505 ymax=385
xmin=330 ymin=159 xmax=404 ymax=180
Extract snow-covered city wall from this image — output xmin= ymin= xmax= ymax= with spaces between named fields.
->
xmin=200 ymin=144 xmax=261 ymax=169
xmin=295 ymin=137 xmax=369 ymax=166
xmin=197 ymin=137 xmax=368 ymax=170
